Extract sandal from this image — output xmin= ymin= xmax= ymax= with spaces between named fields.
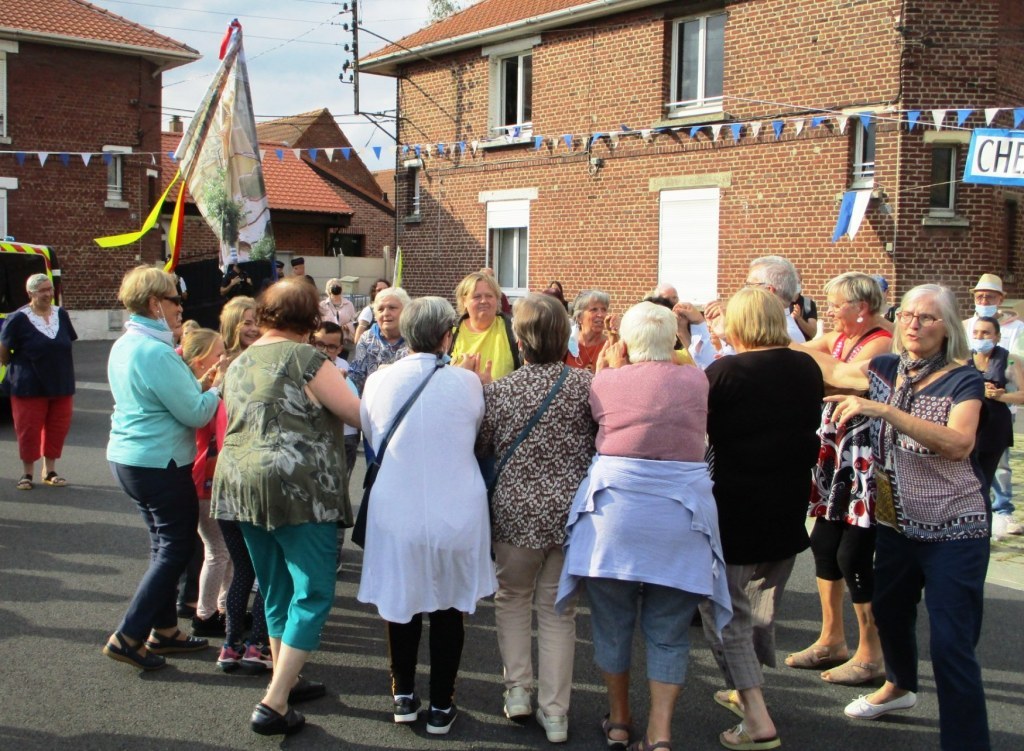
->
xmin=42 ymin=471 xmax=67 ymax=487
xmin=719 ymin=722 xmax=781 ymax=751
xmin=784 ymin=642 xmax=848 ymax=669
xmin=602 ymin=714 xmax=634 ymax=749
xmin=102 ymin=632 xmax=166 ymax=671
xmin=16 ymin=474 xmax=33 ymax=490
xmin=821 ymin=659 xmax=886 ymax=685
xmin=628 ymin=737 xmax=672 ymax=751
xmin=146 ymin=628 xmax=209 ymax=655
xmin=714 ymin=689 xmax=745 ymax=719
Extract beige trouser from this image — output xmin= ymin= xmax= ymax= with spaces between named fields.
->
xmin=493 ymin=541 xmax=577 ymax=717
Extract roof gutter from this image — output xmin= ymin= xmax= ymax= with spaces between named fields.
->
xmin=360 ymin=0 xmax=667 ymax=75
xmin=0 ymin=28 xmax=200 ymax=73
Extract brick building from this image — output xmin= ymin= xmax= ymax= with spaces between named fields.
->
xmin=0 ymin=0 xmax=198 ymax=327
xmin=360 ymin=0 xmax=1024 ymax=312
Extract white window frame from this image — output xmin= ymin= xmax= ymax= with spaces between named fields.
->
xmin=402 ymin=158 xmax=422 ymax=219
xmin=103 ymin=145 xmax=132 ymax=207
xmin=928 ymin=145 xmax=958 ymax=217
xmin=851 ymin=119 xmax=876 ymax=189
xmin=667 ymin=12 xmax=726 ymax=118
xmin=0 ymin=176 xmax=16 ymax=239
xmin=0 ymin=41 xmax=19 ymax=143
xmin=483 ymin=36 xmax=538 ymax=141
xmin=482 ymin=190 xmax=535 ymax=297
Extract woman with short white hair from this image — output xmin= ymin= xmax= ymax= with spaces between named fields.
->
xmin=557 ymin=301 xmax=731 ymax=751
xmin=348 ymin=287 xmax=411 ymax=395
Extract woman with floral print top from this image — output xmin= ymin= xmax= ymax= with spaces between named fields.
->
xmin=212 ymin=278 xmax=361 ymax=737
xmin=476 ymin=293 xmax=597 ymax=742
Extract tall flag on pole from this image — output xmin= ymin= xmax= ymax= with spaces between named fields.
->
xmin=174 ymin=20 xmax=272 ymax=266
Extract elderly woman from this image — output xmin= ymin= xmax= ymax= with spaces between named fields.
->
xmin=349 ymin=286 xmax=410 ymax=395
xmin=449 ymin=271 xmax=520 ymax=381
xmin=969 ymin=316 xmax=1017 ymax=496
xmin=786 ymin=273 xmax=892 ymax=686
xmin=0 ymin=273 xmax=76 ymax=489
xmin=823 ymin=285 xmax=990 ymax=750
xmin=703 ymin=286 xmax=823 ymax=751
xmin=319 ymin=277 xmax=357 ymax=343
xmin=556 ymin=302 xmax=731 ymax=751
xmin=565 ymin=289 xmax=612 ymax=372
xmin=355 ymin=277 xmax=392 ymax=340
xmin=103 ymin=265 xmax=222 ymax=671
xmin=476 ymin=293 xmax=597 ymax=743
xmin=219 ymin=296 xmax=258 ymax=358
xmin=212 ymin=277 xmax=361 ymax=736
xmin=358 ymin=296 xmax=497 ymax=736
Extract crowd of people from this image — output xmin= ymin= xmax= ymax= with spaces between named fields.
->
xmin=8 ymin=253 xmax=1014 ymax=749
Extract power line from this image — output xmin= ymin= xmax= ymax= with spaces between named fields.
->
xmin=91 ymin=0 xmax=337 ymax=25
xmin=148 ymin=24 xmax=340 ymax=45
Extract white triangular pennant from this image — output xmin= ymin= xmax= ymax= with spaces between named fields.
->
xmin=259 ymin=150 xmax=266 ymax=162
xmin=325 ymin=148 xmax=335 ymax=162
xmin=931 ymin=109 xmax=947 ymax=129
xmin=710 ymin=124 xmax=723 ymax=141
xmin=151 ymin=154 xmax=157 ymax=165
xmin=838 ymin=116 xmax=849 ymax=134
xmin=81 ymin=153 xmax=92 ymax=166
xmin=38 ymin=152 xmax=49 ymax=166
xmin=985 ymin=108 xmax=1001 ymax=126
xmin=471 ymin=141 xmax=479 ymax=155
xmin=751 ymin=122 xmax=763 ymax=138
xmin=794 ymin=119 xmax=805 ymax=136
xmin=609 ymin=133 xmax=619 ymax=149
xmin=640 ymin=129 xmax=652 ymax=142
xmin=292 ymin=148 xmax=302 ymax=160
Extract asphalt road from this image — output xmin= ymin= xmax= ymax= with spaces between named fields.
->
xmin=0 ymin=340 xmax=1022 ymax=750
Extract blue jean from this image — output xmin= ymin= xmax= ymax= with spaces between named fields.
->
xmin=873 ymin=525 xmax=990 ymax=751
xmin=240 ymin=521 xmax=337 ymax=652
xmin=110 ymin=461 xmax=199 ymax=642
xmin=585 ymin=577 xmax=701 ymax=685
xmin=991 ymin=447 xmax=1014 ymax=516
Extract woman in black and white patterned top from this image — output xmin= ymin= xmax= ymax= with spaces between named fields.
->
xmin=476 ymin=293 xmax=597 ymax=743
xmin=820 ymin=284 xmax=989 ymax=750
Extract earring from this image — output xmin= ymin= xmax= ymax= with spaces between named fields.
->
xmin=856 ymin=316 xmax=864 ymax=323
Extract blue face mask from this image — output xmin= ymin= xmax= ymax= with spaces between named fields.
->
xmin=976 ymin=304 xmax=998 ymax=318
xmin=971 ymin=338 xmax=996 ymax=354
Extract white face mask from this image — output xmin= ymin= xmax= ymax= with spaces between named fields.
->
xmin=976 ymin=304 xmax=998 ymax=318
xmin=971 ymin=338 xmax=996 ymax=354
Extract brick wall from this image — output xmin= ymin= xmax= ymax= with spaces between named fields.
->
xmin=387 ymin=0 xmax=1023 ymax=316
xmin=4 ymin=42 xmax=165 ymax=308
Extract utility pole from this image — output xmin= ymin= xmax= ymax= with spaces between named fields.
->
xmin=339 ymin=2 xmax=360 ymax=114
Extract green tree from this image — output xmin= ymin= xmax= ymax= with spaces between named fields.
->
xmin=428 ymin=0 xmax=460 ymax=22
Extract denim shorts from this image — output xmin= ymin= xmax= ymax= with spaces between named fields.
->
xmin=585 ymin=577 xmax=701 ymax=685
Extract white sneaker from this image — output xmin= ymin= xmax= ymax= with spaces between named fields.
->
xmin=993 ymin=514 xmax=1012 ymax=540
xmin=1006 ymin=517 xmax=1023 ymax=536
xmin=844 ymin=691 xmax=916 ymax=720
xmin=535 ymin=708 xmax=568 ymax=743
xmin=503 ymin=686 xmax=532 ymax=719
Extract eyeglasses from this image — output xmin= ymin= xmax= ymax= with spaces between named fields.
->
xmin=314 ymin=341 xmax=341 ymax=352
xmin=896 ymin=310 xmax=943 ymax=328
xmin=163 ymin=295 xmax=183 ymax=306
xmin=826 ymin=301 xmax=851 ymax=313
xmin=744 ymin=280 xmax=770 ymax=288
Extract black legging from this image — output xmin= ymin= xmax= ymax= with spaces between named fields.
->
xmin=218 ymin=519 xmax=268 ymax=646
xmin=387 ymin=608 xmax=464 ymax=709
xmin=810 ymin=517 xmax=876 ymax=603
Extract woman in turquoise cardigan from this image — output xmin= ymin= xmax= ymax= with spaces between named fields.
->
xmin=103 ymin=265 xmax=223 ymax=671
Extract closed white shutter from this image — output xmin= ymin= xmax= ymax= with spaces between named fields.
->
xmin=0 ymin=52 xmax=7 ymax=138
xmin=659 ymin=187 xmax=720 ymax=304
xmin=486 ymin=199 xmax=530 ymax=229
xmin=0 ymin=190 xmax=7 ymax=239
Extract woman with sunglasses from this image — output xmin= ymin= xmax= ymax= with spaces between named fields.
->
xmin=816 ymin=284 xmax=990 ymax=750
xmin=103 ymin=266 xmax=223 ymax=671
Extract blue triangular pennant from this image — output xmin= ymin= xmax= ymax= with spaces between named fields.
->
xmin=167 ymin=152 xmax=176 ymax=163
xmin=690 ymin=126 xmax=702 ymax=139
xmin=15 ymin=152 xmax=26 ymax=166
xmin=907 ymin=111 xmax=921 ymax=131
xmin=511 ymin=126 xmax=520 ymax=139
xmin=401 ymin=145 xmax=409 ymax=156
xmin=341 ymin=147 xmax=351 ymax=160
xmin=275 ymin=149 xmax=284 ymax=161
xmin=413 ymin=145 xmax=421 ymax=158
xmin=59 ymin=153 xmax=70 ymax=166
xmin=772 ymin=120 xmax=784 ymax=139
xmin=730 ymin=124 xmax=742 ymax=141
xmin=308 ymin=148 xmax=319 ymax=161
xmin=811 ymin=116 xmax=826 ymax=128
xmin=437 ymin=143 xmax=445 ymax=156
xmin=621 ymin=124 xmax=632 ymax=132
xmin=372 ymin=146 xmax=382 ymax=159
xmin=832 ymin=191 xmax=857 ymax=243
xmin=562 ymin=134 xmax=573 ymax=149
xmin=1015 ymin=109 xmax=1024 ymax=128
xmin=458 ymin=142 xmax=467 ymax=155
xmin=858 ymin=113 xmax=872 ymax=130
xmin=956 ymin=109 xmax=973 ymax=127
xmin=534 ymin=136 xmax=543 ymax=150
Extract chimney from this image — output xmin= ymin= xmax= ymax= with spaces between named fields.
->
xmin=170 ymin=115 xmax=183 ymax=134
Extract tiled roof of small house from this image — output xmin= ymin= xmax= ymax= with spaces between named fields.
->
xmin=161 ymin=132 xmax=353 ymax=216
xmin=0 ymin=0 xmax=199 ymax=66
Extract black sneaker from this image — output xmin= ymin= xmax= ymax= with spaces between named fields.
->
xmin=191 ymin=612 xmax=226 ymax=637
xmin=393 ymin=694 xmax=421 ymax=723
xmin=426 ymin=704 xmax=457 ymax=735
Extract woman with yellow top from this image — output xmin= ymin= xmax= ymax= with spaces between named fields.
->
xmin=449 ymin=272 xmax=520 ymax=381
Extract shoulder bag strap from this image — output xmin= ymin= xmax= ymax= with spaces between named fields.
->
xmin=493 ymin=365 xmax=569 ymax=479
xmin=370 ymin=360 xmax=442 ymax=471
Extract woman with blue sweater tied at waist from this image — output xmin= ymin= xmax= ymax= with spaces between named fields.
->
xmin=103 ymin=265 xmax=223 ymax=671
xmin=556 ymin=301 xmax=731 ymax=751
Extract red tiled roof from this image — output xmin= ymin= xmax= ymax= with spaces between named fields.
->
xmin=161 ymin=133 xmax=353 ymax=216
xmin=0 ymin=0 xmax=198 ymax=63
xmin=361 ymin=0 xmax=642 ymax=71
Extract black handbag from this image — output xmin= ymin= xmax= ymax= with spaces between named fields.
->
xmin=351 ymin=360 xmax=442 ymax=548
